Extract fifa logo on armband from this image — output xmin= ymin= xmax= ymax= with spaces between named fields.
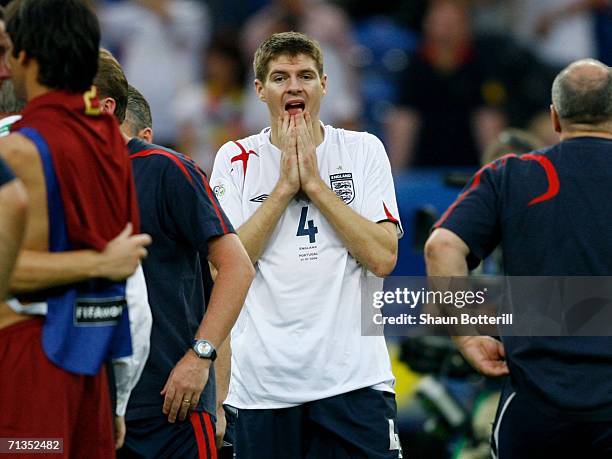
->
xmin=74 ymin=297 xmax=126 ymax=326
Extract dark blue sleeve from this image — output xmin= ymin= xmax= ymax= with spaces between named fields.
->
xmin=434 ymin=161 xmax=503 ymax=269
xmin=163 ymin=157 xmax=235 ymax=253
xmin=0 ymin=157 xmax=15 ymax=186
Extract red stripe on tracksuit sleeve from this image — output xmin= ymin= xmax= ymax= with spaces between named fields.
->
xmin=131 ymin=149 xmax=230 ymax=234
xmin=434 ymin=160 xmax=502 ymax=228
xmin=435 ymin=152 xmax=559 ymax=228
xmin=130 ymin=149 xmax=193 ymax=185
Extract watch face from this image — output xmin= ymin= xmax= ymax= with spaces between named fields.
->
xmin=196 ymin=341 xmax=212 ymax=356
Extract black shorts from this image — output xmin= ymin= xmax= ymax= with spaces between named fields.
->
xmin=232 ymin=387 xmax=403 ymax=459
xmin=492 ymin=388 xmax=612 ymax=459
xmin=118 ymin=411 xmax=216 ymax=459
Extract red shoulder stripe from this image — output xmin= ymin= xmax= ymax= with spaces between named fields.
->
xmin=520 ymin=154 xmax=560 ymax=205
xmin=435 ymin=159 xmax=503 ymax=228
xmin=131 ymin=148 xmax=230 ymax=234
xmin=130 ymin=149 xmax=193 ymax=185
xmin=435 ymin=153 xmax=560 ymax=228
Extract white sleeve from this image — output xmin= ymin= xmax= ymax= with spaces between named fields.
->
xmin=210 ymin=142 xmax=246 ymax=228
xmin=112 ymin=264 xmax=152 ymax=417
xmin=360 ymin=134 xmax=403 ymax=238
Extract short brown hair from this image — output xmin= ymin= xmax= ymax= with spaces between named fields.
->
xmin=125 ymin=84 xmax=152 ymax=135
xmin=94 ymin=48 xmax=128 ymax=123
xmin=253 ymin=32 xmax=323 ymax=82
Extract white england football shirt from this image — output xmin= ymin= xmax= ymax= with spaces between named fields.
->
xmin=211 ymin=124 xmax=403 ymax=409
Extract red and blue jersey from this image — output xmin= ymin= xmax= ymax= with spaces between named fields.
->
xmin=13 ymin=89 xmax=140 ymax=376
xmin=436 ymin=136 xmax=612 ymax=419
xmin=125 ymin=138 xmax=234 ymax=421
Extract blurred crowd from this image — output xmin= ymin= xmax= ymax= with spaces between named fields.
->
xmin=85 ymin=0 xmax=612 ymax=174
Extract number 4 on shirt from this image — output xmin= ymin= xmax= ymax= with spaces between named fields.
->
xmin=296 ymin=206 xmax=318 ymax=243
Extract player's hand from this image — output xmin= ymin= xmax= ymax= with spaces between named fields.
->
xmin=276 ymin=111 xmax=300 ymax=197
xmin=296 ymin=111 xmax=324 ymax=196
xmin=114 ymin=415 xmax=126 ymax=450
xmin=161 ymin=351 xmax=210 ymax=423
xmin=215 ymin=406 xmax=226 ymax=449
xmin=98 ymin=223 xmax=152 ymax=281
xmin=454 ymin=336 xmax=509 ymax=377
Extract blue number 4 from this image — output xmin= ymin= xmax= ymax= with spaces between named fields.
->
xmin=296 ymin=206 xmax=318 ymax=243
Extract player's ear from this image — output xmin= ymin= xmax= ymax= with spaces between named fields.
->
xmin=550 ymin=104 xmax=562 ymax=133
xmin=254 ymin=79 xmax=266 ymax=102
xmin=141 ymin=127 xmax=153 ymax=144
xmin=321 ymin=73 xmax=327 ymax=97
xmin=99 ymin=96 xmax=116 ymax=117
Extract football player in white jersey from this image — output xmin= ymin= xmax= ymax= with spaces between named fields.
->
xmin=211 ymin=32 xmax=404 ymax=458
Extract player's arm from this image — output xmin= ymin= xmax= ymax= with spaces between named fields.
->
xmin=424 ymin=228 xmax=469 ymax=277
xmin=236 ymin=186 xmax=293 ymax=264
xmin=207 ymin=261 xmax=232 ymax=448
xmin=296 ymin=112 xmax=398 ymax=277
xmin=162 ymin=233 xmax=254 ymax=423
xmin=11 ymin=224 xmax=151 ymax=293
xmin=213 ymin=113 xmax=300 ymax=264
xmin=160 ymin=157 xmax=254 ymax=423
xmin=181 ymin=260 xmax=232 ymax=443
xmin=0 ymin=133 xmax=152 ymax=293
xmin=425 ymin=228 xmax=508 ymax=377
xmin=303 ymin=185 xmax=398 ymax=277
xmin=237 ymin=113 xmax=300 ymax=263
xmin=198 ymin=233 xmax=252 ymax=364
xmin=236 ymin=163 xmax=296 ymax=262
xmin=0 ymin=176 xmax=28 ymax=300
xmin=426 ymin=229 xmax=508 ymax=377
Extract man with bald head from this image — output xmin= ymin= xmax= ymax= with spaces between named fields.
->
xmin=425 ymin=58 xmax=612 ymax=458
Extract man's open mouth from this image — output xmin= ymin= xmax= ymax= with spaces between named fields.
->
xmin=285 ymin=101 xmax=305 ymax=115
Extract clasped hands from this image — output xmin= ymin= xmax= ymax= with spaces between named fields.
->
xmin=276 ymin=110 xmax=324 ymax=198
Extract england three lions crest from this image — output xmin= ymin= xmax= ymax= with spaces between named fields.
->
xmin=330 ymin=173 xmax=355 ymax=204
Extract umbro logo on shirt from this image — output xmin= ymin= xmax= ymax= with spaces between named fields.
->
xmin=250 ymin=194 xmax=269 ymax=203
